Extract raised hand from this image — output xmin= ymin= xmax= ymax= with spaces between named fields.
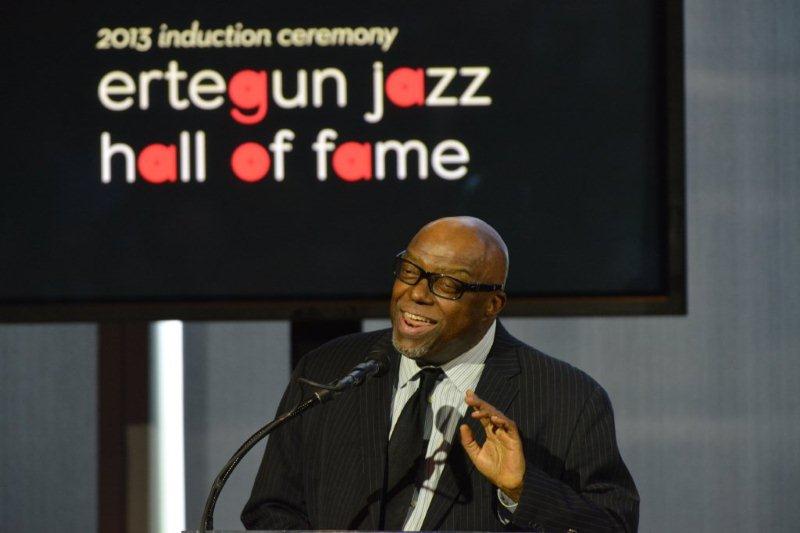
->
xmin=459 ymin=389 xmax=525 ymax=502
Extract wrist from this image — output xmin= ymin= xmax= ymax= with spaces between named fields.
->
xmin=499 ymin=482 xmax=523 ymax=503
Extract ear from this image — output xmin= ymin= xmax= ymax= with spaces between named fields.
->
xmin=485 ymin=291 xmax=507 ymax=318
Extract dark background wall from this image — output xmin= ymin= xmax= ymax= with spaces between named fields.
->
xmin=1 ymin=1 xmax=799 ymax=531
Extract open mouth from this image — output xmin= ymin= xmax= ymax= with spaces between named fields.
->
xmin=398 ymin=310 xmax=438 ymax=336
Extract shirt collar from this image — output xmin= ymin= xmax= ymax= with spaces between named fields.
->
xmin=397 ymin=320 xmax=497 ymax=393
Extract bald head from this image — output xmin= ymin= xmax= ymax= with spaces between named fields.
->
xmin=408 ymin=216 xmax=509 ymax=286
xmin=390 ymin=216 xmax=509 ymax=365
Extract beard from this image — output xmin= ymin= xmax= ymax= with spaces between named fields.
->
xmin=391 ymin=328 xmax=435 ymax=360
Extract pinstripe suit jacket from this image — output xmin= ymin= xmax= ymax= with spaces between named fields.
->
xmin=242 ymin=323 xmax=639 ymax=531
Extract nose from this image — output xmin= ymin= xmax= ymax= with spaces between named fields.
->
xmin=409 ymin=276 xmax=435 ymax=305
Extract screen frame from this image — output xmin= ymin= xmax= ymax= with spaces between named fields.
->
xmin=0 ymin=1 xmax=685 ymax=322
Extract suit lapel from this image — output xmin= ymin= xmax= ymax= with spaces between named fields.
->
xmin=357 ymin=331 xmax=398 ymax=530
xmin=421 ymin=323 xmax=521 ymax=530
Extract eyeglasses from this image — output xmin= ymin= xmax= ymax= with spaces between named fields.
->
xmin=393 ymin=252 xmax=504 ymax=300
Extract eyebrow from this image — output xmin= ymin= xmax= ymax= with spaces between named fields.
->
xmin=404 ymin=252 xmax=473 ymax=277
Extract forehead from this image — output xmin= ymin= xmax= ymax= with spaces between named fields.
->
xmin=405 ymin=233 xmax=485 ymax=274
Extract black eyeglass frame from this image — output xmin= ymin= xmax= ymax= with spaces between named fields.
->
xmin=393 ymin=251 xmax=504 ymax=300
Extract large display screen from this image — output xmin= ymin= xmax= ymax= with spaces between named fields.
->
xmin=0 ymin=1 xmax=684 ymax=320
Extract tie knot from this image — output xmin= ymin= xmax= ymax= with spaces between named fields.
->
xmin=416 ymin=366 xmax=444 ymax=397
xmin=417 ymin=365 xmax=444 ymax=378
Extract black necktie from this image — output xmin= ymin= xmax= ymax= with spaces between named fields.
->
xmin=384 ymin=366 xmax=444 ymax=530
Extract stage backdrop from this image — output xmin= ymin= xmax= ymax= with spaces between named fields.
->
xmin=0 ymin=1 xmax=684 ymax=319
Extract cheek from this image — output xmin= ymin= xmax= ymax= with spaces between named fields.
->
xmin=390 ymin=281 xmax=405 ymax=303
xmin=435 ymin=305 xmax=462 ymax=334
xmin=390 ymin=282 xmax=409 ymax=313
xmin=438 ymin=302 xmax=482 ymax=338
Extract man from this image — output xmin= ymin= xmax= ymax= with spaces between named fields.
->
xmin=243 ymin=217 xmax=639 ymax=531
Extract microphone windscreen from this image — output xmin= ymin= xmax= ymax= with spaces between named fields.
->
xmin=365 ymin=336 xmax=392 ymax=377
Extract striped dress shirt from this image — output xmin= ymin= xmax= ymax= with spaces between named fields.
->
xmin=389 ymin=321 xmax=497 ymax=530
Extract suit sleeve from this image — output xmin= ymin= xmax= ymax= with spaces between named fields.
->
xmin=241 ymin=357 xmax=312 ymax=530
xmin=511 ymin=386 xmax=640 ymax=532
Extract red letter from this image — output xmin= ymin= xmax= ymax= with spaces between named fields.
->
xmin=385 ymin=67 xmax=425 ymax=108
xmin=228 ymin=70 xmax=268 ymax=124
xmin=137 ymin=144 xmax=177 ymax=184
xmin=332 ymin=142 xmax=372 ymax=182
xmin=231 ymin=142 xmax=271 ymax=182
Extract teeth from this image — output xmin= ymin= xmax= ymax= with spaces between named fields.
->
xmin=404 ymin=311 xmax=434 ymax=324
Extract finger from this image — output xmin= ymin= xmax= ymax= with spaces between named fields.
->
xmin=465 ymin=389 xmax=482 ymax=408
xmin=476 ymin=412 xmax=494 ymax=432
xmin=467 ymin=391 xmax=506 ymax=416
xmin=459 ymin=423 xmax=481 ymax=463
xmin=467 ymin=402 xmax=503 ymax=436
xmin=468 ymin=391 xmax=514 ymax=426
xmin=472 ymin=411 xmax=501 ymax=441
xmin=491 ymin=415 xmax=521 ymax=445
xmin=470 ymin=407 xmax=495 ymax=419
xmin=465 ymin=389 xmax=492 ymax=409
xmin=490 ymin=414 xmax=515 ymax=430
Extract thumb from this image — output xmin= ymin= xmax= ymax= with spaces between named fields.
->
xmin=459 ymin=423 xmax=481 ymax=462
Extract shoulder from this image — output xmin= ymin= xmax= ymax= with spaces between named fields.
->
xmin=498 ymin=324 xmax=604 ymax=403
xmin=295 ymin=328 xmax=393 ymax=382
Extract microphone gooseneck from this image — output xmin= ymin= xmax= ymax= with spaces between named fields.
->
xmin=198 ymin=347 xmax=389 ymax=531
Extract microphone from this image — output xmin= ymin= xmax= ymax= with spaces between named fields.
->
xmin=298 ymin=352 xmax=389 ymax=393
